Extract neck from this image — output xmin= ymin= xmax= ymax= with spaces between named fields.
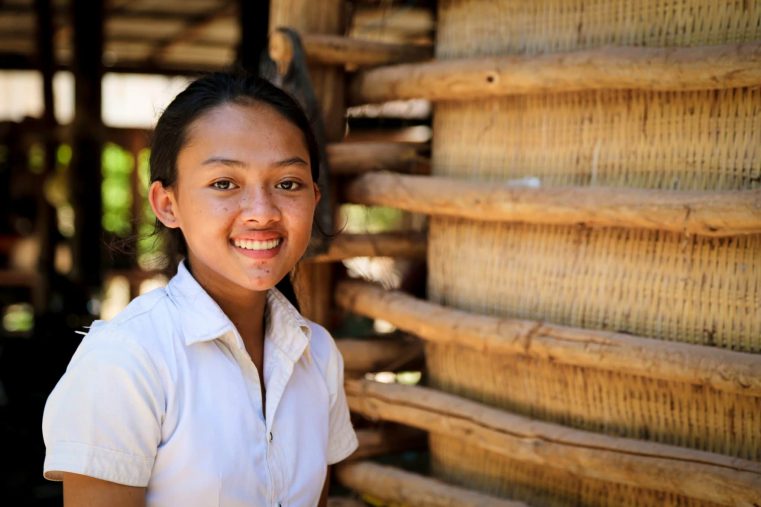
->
xmin=187 ymin=262 xmax=268 ymax=356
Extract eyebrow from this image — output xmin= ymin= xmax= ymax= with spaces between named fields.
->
xmin=201 ymin=156 xmax=309 ymax=168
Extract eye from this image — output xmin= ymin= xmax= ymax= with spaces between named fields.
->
xmin=211 ymin=180 xmax=237 ymax=191
xmin=275 ymin=180 xmax=302 ymax=191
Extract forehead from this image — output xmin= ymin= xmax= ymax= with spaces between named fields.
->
xmin=182 ymin=101 xmax=309 ymax=158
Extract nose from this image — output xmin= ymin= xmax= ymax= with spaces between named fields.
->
xmin=238 ymin=185 xmax=281 ymax=225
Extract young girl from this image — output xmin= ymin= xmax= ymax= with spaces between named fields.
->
xmin=42 ymin=73 xmax=358 ymax=506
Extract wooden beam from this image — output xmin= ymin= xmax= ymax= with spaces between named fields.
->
xmin=237 ymin=0 xmax=268 ymax=72
xmin=349 ymin=41 xmax=761 ymax=104
xmin=345 ymin=172 xmax=761 ymax=237
xmin=307 ymin=232 xmax=426 ymax=263
xmin=336 ymin=460 xmax=524 ymax=507
xmin=34 ymin=0 xmax=57 ymax=313
xmin=343 ymin=126 xmax=431 ymax=144
xmin=326 ymin=142 xmax=428 ymax=175
xmin=335 ymin=281 xmax=761 ymax=397
xmin=146 ymin=1 xmax=235 ymax=64
xmin=0 ymin=270 xmax=40 ymax=288
xmin=350 ymin=425 xmax=427 ymax=460
xmin=346 ymin=379 xmax=761 ymax=505
xmin=268 ymin=30 xmax=431 ymax=68
xmin=326 ymin=498 xmax=365 ymax=507
xmin=337 ymin=336 xmax=423 ymax=373
xmin=69 ymin=0 xmax=103 ymax=294
xmin=351 ymin=6 xmax=434 ymax=44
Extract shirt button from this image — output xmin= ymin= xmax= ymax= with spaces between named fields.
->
xmin=268 ymin=431 xmax=273 ymax=442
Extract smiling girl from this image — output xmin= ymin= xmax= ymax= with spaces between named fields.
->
xmin=42 ymin=73 xmax=358 ymax=506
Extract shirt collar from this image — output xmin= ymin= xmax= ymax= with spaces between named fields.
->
xmin=166 ymin=261 xmax=312 ymax=363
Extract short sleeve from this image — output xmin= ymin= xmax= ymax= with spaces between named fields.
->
xmin=42 ymin=329 xmax=164 ymax=487
xmin=325 ymin=341 xmax=359 ymax=465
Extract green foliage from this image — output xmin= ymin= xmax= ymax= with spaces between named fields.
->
xmin=101 ymin=143 xmax=134 ymax=237
xmin=56 ymin=144 xmax=72 ymax=166
xmin=135 ymin=148 xmax=167 ymax=269
xmin=2 ymin=304 xmax=34 ymax=333
xmin=340 ymin=204 xmax=404 ymax=234
xmin=28 ymin=143 xmax=44 ymax=174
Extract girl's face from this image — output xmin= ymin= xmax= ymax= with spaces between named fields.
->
xmin=150 ymin=101 xmax=320 ymax=301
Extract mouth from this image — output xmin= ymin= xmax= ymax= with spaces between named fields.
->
xmin=232 ymin=238 xmax=282 ymax=251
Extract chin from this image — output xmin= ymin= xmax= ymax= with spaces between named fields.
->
xmin=240 ymin=274 xmax=283 ymax=293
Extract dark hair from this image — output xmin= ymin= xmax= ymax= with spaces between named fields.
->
xmin=150 ymin=72 xmax=320 ymax=310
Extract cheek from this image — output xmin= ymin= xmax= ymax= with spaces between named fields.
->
xmin=284 ymin=201 xmax=316 ymax=235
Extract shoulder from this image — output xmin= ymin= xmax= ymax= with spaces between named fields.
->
xmin=306 ymin=321 xmax=342 ymax=366
xmin=74 ymin=287 xmax=177 ymax=370
xmin=105 ymin=286 xmax=173 ymax=335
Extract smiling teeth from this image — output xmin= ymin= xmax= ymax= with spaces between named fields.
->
xmin=234 ymin=239 xmax=281 ymax=251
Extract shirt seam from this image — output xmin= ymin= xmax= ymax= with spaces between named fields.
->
xmin=48 ymin=440 xmax=155 ymax=462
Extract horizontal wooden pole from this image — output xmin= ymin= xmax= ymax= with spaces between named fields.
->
xmin=335 ymin=281 xmax=761 ymax=397
xmin=337 ymin=336 xmax=424 ymax=373
xmin=349 ymin=41 xmax=761 ymax=104
xmin=0 ymin=269 xmax=39 ymax=287
xmin=326 ymin=142 xmax=428 ymax=175
xmin=269 ymin=30 xmax=432 ymax=68
xmin=345 ymin=172 xmax=761 ymax=237
xmin=343 ymin=126 xmax=432 ymax=144
xmin=350 ymin=425 xmax=427 ymax=460
xmin=336 ymin=460 xmax=524 ymax=507
xmin=346 ymin=379 xmax=761 ymax=505
xmin=307 ymin=232 xmax=427 ymax=263
xmin=326 ymin=497 xmax=365 ymax=507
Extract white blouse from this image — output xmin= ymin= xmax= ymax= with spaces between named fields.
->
xmin=43 ymin=262 xmax=358 ymax=507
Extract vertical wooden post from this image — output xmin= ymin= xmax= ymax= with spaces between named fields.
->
xmin=269 ymin=0 xmax=345 ymax=326
xmin=69 ymin=0 xmax=104 ymax=302
xmin=35 ymin=0 xmax=57 ymax=313
xmin=237 ymin=0 xmax=270 ymax=73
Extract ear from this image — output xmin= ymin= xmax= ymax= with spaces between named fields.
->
xmin=312 ymin=182 xmax=321 ymax=206
xmin=149 ymin=181 xmax=180 ymax=229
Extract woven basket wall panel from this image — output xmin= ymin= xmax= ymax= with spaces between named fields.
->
xmin=437 ymin=0 xmax=761 ymax=59
xmin=429 ymin=434 xmax=722 ymax=507
xmin=426 ymin=342 xmax=761 ymax=460
xmin=427 ymin=0 xmax=761 ymax=502
xmin=428 ymin=218 xmax=761 ymax=351
xmin=432 ymin=89 xmax=761 ymax=191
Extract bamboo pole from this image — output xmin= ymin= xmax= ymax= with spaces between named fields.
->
xmin=335 ymin=281 xmax=761 ymax=397
xmin=307 ymin=232 xmax=427 ymax=263
xmin=336 ymin=460 xmax=525 ymax=507
xmin=350 ymin=425 xmax=427 ymax=460
xmin=349 ymin=41 xmax=761 ymax=104
xmin=344 ymin=172 xmax=761 ymax=237
xmin=346 ymin=379 xmax=761 ymax=506
xmin=269 ymin=30 xmax=432 ymax=67
xmin=326 ymin=142 xmax=428 ymax=175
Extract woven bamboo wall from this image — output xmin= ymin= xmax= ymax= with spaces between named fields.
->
xmin=427 ymin=1 xmax=761 ymax=504
xmin=437 ymin=0 xmax=761 ymax=58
